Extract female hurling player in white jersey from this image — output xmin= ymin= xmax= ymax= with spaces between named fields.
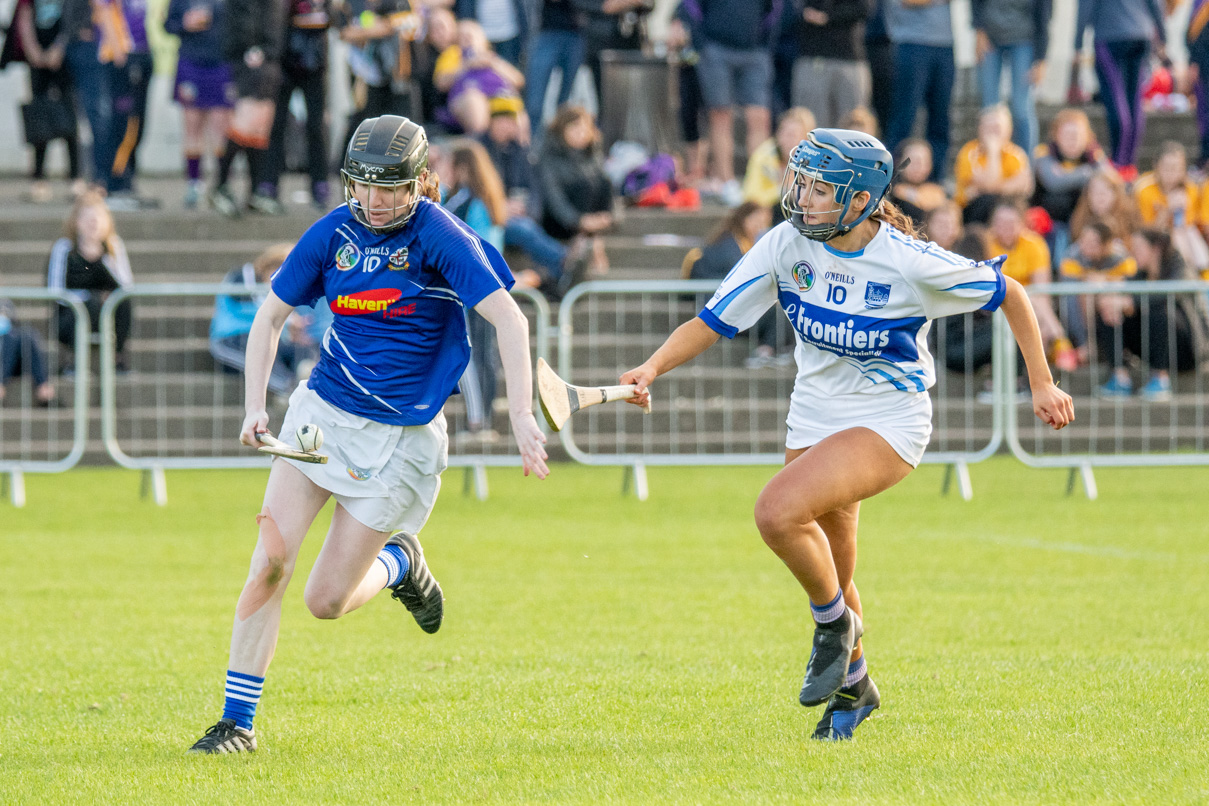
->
xmin=189 ymin=116 xmax=549 ymax=753
xmin=621 ymin=129 xmax=1074 ymax=741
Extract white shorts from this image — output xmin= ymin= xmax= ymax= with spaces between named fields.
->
xmin=277 ymin=382 xmax=449 ymax=533
xmin=785 ymin=387 xmax=933 ymax=467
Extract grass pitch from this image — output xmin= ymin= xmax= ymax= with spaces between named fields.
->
xmin=2 ymin=459 xmax=1207 ymax=804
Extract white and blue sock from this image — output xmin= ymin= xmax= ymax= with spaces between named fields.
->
xmin=376 ymin=543 xmax=410 ymax=589
xmin=811 ymin=589 xmax=846 ymax=624
xmin=222 ymin=670 xmax=264 ymax=730
xmin=845 ymin=655 xmax=867 ymax=688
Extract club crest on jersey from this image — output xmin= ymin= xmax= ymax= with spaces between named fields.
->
xmin=864 ymin=281 xmax=891 ymax=309
xmin=388 ymin=247 xmax=410 ymax=270
xmin=791 ymin=261 xmax=816 ymax=291
xmin=330 ymin=288 xmax=402 ymax=315
xmin=335 ymin=242 xmax=361 ymax=271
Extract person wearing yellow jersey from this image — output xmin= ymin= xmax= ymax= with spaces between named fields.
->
xmin=953 ymin=104 xmax=1034 ymax=225
xmin=742 ymin=107 xmax=816 ymax=216
xmin=1133 ymin=142 xmax=1209 ymax=275
xmin=987 ymin=197 xmax=1077 ymax=371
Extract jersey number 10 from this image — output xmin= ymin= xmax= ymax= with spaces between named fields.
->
xmin=826 ymin=284 xmax=847 ymax=305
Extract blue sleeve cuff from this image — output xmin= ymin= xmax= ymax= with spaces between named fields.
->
xmin=698 ymin=308 xmax=738 ymax=339
xmin=979 ymin=258 xmax=1008 ymax=312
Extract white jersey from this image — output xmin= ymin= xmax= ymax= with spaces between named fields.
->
xmin=700 ymin=220 xmax=1006 ymax=401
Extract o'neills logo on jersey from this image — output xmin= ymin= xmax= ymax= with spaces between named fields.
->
xmin=791 ymin=260 xmax=815 ymax=291
xmin=331 ymin=288 xmax=402 ymax=315
xmin=335 ymin=242 xmax=361 ymax=271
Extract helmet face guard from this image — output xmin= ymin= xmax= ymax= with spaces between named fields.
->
xmin=780 ymin=129 xmax=893 ymax=242
xmin=342 ymin=115 xmax=429 ymax=234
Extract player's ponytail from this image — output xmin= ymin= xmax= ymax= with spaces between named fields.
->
xmin=419 ymin=169 xmax=442 ymax=205
xmin=870 ymin=198 xmax=922 ymax=240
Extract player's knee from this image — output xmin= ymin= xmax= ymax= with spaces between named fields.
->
xmin=754 ymin=493 xmax=814 ymax=550
xmin=303 ymin=588 xmax=347 ymax=620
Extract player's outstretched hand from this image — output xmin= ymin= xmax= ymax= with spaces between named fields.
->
xmin=1032 ymin=382 xmax=1074 ymax=430
xmin=619 ymin=364 xmax=655 ymax=408
xmin=511 ymin=410 xmax=549 ymax=479
xmin=240 ymin=410 xmax=271 ymax=447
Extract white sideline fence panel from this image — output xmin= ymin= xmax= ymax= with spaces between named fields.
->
xmin=555 ymin=281 xmax=1006 ymax=500
xmin=0 ymin=288 xmax=92 ymax=506
xmin=1004 ymin=280 xmax=1209 ymax=499
xmin=98 ymin=284 xmax=551 ymax=505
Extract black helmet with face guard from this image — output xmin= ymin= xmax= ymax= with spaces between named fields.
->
xmin=342 ymin=115 xmax=429 ymax=233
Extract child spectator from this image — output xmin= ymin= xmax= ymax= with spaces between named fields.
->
xmin=1058 ymin=220 xmax=1137 ymax=358
xmin=0 ymin=298 xmax=57 ymax=406
xmin=47 ymin=192 xmax=134 ymax=371
xmin=954 ymin=104 xmax=1034 ymax=225
xmin=1133 ymin=141 xmax=1209 ymax=274
xmin=891 ymin=138 xmax=948 ymax=228
xmin=164 ymin=0 xmax=234 ymax=209
xmin=986 ymin=197 xmax=1077 ymax=371
xmin=1031 ymin=107 xmax=1112 ymax=266
xmin=1070 ymin=168 xmax=1139 ymax=242
xmin=434 ymin=19 xmax=526 ymax=136
xmin=209 ymin=243 xmax=312 ymax=396
xmin=1097 ymin=228 xmax=1209 ymax=400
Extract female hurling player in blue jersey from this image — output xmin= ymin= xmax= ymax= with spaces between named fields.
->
xmin=621 ymin=129 xmax=1074 ymax=741
xmin=189 ymin=115 xmax=549 ymax=753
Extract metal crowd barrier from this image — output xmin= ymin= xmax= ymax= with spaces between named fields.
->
xmin=555 ymin=280 xmax=1007 ymax=500
xmin=0 ymin=288 xmax=91 ymax=507
xmin=1004 ymin=280 xmax=1209 ymax=499
xmin=98 ymin=284 xmax=550 ymax=505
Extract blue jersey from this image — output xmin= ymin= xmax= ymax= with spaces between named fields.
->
xmin=271 ymin=197 xmax=514 ymax=425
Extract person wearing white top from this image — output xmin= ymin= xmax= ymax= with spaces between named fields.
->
xmin=620 ymin=129 xmax=1074 ymax=741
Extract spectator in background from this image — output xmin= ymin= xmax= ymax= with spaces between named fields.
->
xmin=57 ymin=0 xmax=108 ymax=189
xmin=47 ymin=191 xmax=134 ymax=371
xmin=953 ymin=104 xmax=1034 ymax=225
xmin=1070 ymin=168 xmax=1139 ymax=242
xmin=209 ymin=244 xmax=314 ymax=397
xmin=1187 ymin=0 xmax=1209 ymax=170
xmin=925 ymin=200 xmax=964 ymax=252
xmin=1075 ymin=0 xmax=1167 ymax=174
xmin=164 ymin=0 xmax=234 ymax=210
xmin=480 ymin=97 xmax=592 ymax=294
xmin=972 ymin=0 xmax=1051 ymax=157
xmin=455 ymin=0 xmax=528 ymax=67
xmin=1133 ymin=141 xmax=1209 ymax=274
xmin=334 ymin=0 xmax=419 ymax=159
xmin=986 ymin=197 xmax=1077 ymax=372
xmin=769 ymin=0 xmax=799 ymax=118
xmin=536 ymin=105 xmax=615 ymax=276
xmin=1031 ymin=107 xmax=1112 ymax=266
xmin=741 ymin=107 xmax=815 ymax=220
xmin=683 ymin=201 xmax=771 ymax=280
xmin=1057 ymin=220 xmax=1137 ymax=358
xmin=434 ymin=19 xmax=527 ymax=136
xmin=674 ymin=25 xmax=708 ymax=186
xmin=671 ymin=0 xmax=779 ymax=205
xmin=864 ymin=0 xmax=892 ymax=136
xmin=890 ymin=138 xmax=947 ymax=229
xmin=791 ymin=0 xmax=870 ymax=129
xmin=839 ymin=106 xmax=878 ymax=136
xmin=0 ymin=298 xmax=57 ymax=406
xmin=97 ymin=0 xmax=156 ymax=210
xmin=883 ymin=0 xmax=954 ymax=182
xmin=442 ymin=139 xmax=517 ymax=440
xmin=210 ymin=0 xmax=285 ymax=217
xmin=3 ymin=0 xmax=82 ymax=204
xmin=524 ymin=0 xmax=585 ymax=126
xmin=414 ymin=6 xmax=459 ymax=127
xmin=580 ymin=0 xmax=651 ymax=104
xmin=1097 ymin=228 xmax=1209 ymax=399
xmin=253 ymin=0 xmax=332 ymax=214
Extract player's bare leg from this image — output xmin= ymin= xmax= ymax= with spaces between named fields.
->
xmin=302 ymin=505 xmax=392 ymax=619
xmin=756 ymin=428 xmax=911 ymax=708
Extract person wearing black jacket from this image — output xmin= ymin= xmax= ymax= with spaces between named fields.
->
xmin=791 ymin=0 xmax=871 ymax=129
xmin=972 ymin=0 xmax=1052 ymax=156
xmin=209 ymin=0 xmax=286 ymax=217
xmin=536 ymin=105 xmax=614 ymax=242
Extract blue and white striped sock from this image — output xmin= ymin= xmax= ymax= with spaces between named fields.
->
xmin=222 ymin=670 xmax=265 ymax=730
xmin=845 ymin=655 xmax=867 ymax=688
xmin=811 ymin=589 xmax=846 ymax=624
xmin=376 ymin=542 xmax=410 ymax=589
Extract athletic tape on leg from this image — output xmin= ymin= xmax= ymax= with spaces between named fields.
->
xmin=236 ymin=509 xmax=289 ymax=621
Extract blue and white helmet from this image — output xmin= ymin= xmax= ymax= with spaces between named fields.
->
xmin=780 ymin=128 xmax=894 ymax=241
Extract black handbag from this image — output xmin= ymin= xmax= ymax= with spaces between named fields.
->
xmin=22 ymin=91 xmax=76 ymax=145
